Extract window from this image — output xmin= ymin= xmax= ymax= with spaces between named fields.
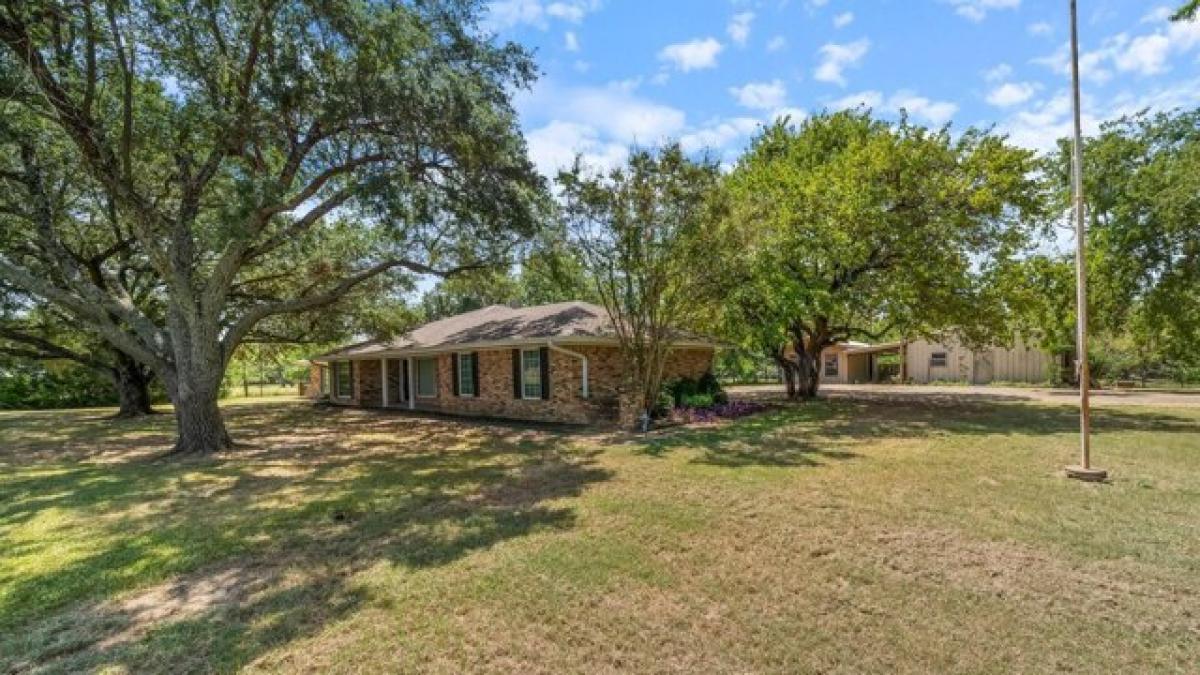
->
xmin=930 ymin=352 xmax=948 ymax=368
xmin=319 ymin=366 xmax=330 ymax=395
xmin=521 ymin=349 xmax=542 ymax=399
xmin=824 ymin=355 xmax=839 ymax=377
xmin=417 ymin=357 xmax=437 ymax=397
xmin=335 ymin=361 xmax=353 ymax=398
xmin=457 ymin=353 xmax=475 ymax=397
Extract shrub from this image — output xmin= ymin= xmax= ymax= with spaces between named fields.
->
xmin=681 ymin=392 xmax=714 ymax=408
xmin=0 ymin=362 xmax=115 ymax=410
xmin=663 ymin=372 xmax=727 ymax=407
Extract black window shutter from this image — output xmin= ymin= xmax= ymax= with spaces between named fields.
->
xmin=539 ymin=346 xmax=550 ymax=399
xmin=451 ymin=353 xmax=460 ymax=396
xmin=512 ymin=349 xmax=522 ymax=398
xmin=401 ymin=359 xmax=409 ymax=401
xmin=472 ymin=352 xmax=480 ymax=396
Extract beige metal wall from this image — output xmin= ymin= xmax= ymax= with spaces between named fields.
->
xmin=818 ymin=347 xmax=850 ymax=384
xmin=905 ymin=338 xmax=1051 ymax=384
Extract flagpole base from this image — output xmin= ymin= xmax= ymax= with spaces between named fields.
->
xmin=1065 ymin=465 xmax=1108 ymax=482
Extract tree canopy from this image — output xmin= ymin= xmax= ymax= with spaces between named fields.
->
xmin=559 ymin=144 xmax=727 ymax=422
xmin=722 ymin=110 xmax=1048 ymax=396
xmin=1046 ymin=109 xmax=1200 ymax=367
xmin=0 ymin=0 xmax=546 ymax=452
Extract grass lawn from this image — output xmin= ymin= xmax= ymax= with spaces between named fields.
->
xmin=2 ymin=395 xmax=1198 ymax=673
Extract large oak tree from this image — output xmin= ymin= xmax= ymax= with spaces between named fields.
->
xmin=0 ymin=0 xmax=545 ymax=453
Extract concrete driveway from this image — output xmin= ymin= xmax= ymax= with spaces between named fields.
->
xmin=729 ymin=382 xmax=1200 ymax=408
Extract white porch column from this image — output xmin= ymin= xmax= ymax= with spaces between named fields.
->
xmin=407 ymin=358 xmax=415 ymax=410
xmin=381 ymin=358 xmax=388 ymax=407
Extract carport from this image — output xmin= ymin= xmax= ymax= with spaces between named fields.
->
xmin=844 ymin=341 xmax=905 ymax=384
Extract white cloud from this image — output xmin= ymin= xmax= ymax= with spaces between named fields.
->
xmin=727 ymin=12 xmax=754 ymax=46
xmin=769 ymin=107 xmax=808 ymax=126
xmin=997 ymin=77 xmax=1200 ymax=153
xmin=1027 ymin=21 xmax=1053 ymax=37
xmin=941 ymin=0 xmax=1020 ymax=22
xmin=487 ymin=0 xmax=546 ymax=29
xmin=680 ymin=117 xmax=762 ymax=154
xmin=833 ymin=12 xmax=855 ymax=28
xmin=729 ymin=80 xmax=788 ymax=110
xmin=658 ymin=37 xmax=724 ymax=72
xmin=1033 ymin=42 xmax=1112 ymax=83
xmin=519 ymin=80 xmax=686 ymax=146
xmin=545 ymin=0 xmax=599 ymax=23
xmin=766 ymin=35 xmax=787 ymax=52
xmin=888 ymin=90 xmax=959 ymax=125
xmin=486 ymin=0 xmax=599 ymax=30
xmin=1141 ymin=6 xmax=1173 ymax=23
xmin=829 ymin=90 xmax=884 ymax=110
xmin=519 ymin=78 xmax=691 ymax=176
xmin=984 ymin=63 xmax=1013 ymax=82
xmin=1035 ymin=19 xmax=1200 ymax=81
xmin=814 ymin=38 xmax=871 ymax=86
xmin=564 ymin=31 xmax=579 ymax=52
xmin=1115 ymin=33 xmax=1172 ymax=74
xmin=1106 ymin=76 xmax=1200 ymax=117
xmin=526 ymin=120 xmax=628 ymax=175
xmin=997 ymin=92 xmax=1093 ymax=151
xmin=986 ymin=81 xmax=1038 ymax=107
xmin=826 ymin=90 xmax=957 ymax=125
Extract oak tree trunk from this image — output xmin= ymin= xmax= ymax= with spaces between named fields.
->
xmin=775 ymin=355 xmax=799 ymax=398
xmin=171 ymin=387 xmax=233 ymax=454
xmin=112 ymin=352 xmax=156 ymax=418
xmin=165 ymin=322 xmax=234 ymax=455
xmin=795 ymin=347 xmax=821 ymax=399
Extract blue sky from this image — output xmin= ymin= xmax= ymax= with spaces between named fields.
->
xmin=483 ymin=0 xmax=1200 ymax=177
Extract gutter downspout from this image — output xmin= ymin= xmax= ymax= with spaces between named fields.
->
xmin=548 ymin=341 xmax=588 ymax=398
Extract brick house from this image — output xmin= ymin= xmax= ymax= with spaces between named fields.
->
xmin=308 ymin=301 xmax=716 ymax=426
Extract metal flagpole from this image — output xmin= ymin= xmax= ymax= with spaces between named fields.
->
xmin=1065 ymin=0 xmax=1107 ymax=482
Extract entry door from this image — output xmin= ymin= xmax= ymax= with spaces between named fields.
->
xmin=972 ymin=352 xmax=994 ymax=384
xmin=386 ymin=358 xmax=404 ymax=404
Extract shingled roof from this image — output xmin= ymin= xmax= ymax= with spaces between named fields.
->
xmin=315 ymin=301 xmax=700 ymax=361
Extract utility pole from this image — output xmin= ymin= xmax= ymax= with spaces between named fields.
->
xmin=1065 ymin=0 xmax=1107 ymax=482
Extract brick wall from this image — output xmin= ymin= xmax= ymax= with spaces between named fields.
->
xmin=320 ymin=344 xmax=715 ymax=426
xmin=355 ymin=359 xmax=383 ymax=407
xmin=305 ymin=364 xmax=326 ymax=399
xmin=410 ymin=348 xmax=615 ymax=424
xmin=614 ymin=347 xmax=716 ymax=428
xmin=323 ymin=359 xmax=381 ymax=407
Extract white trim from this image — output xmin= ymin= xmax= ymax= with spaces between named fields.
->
xmin=456 ymin=351 xmax=476 ymax=398
xmin=381 ymin=358 xmax=389 ymax=407
xmin=406 ymin=358 xmax=415 ymax=410
xmin=520 ymin=348 xmax=543 ymax=400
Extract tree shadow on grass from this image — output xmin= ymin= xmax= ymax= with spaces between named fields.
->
xmin=0 ymin=403 xmax=612 ymax=673
xmin=634 ymin=397 xmax=1199 ymax=468
xmin=633 ymin=410 xmax=862 ymax=468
